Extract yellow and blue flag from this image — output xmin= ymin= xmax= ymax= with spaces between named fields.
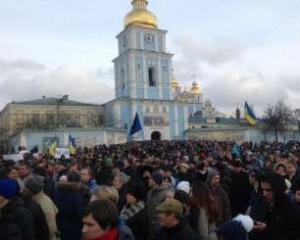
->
xmin=244 ymin=101 xmax=257 ymax=126
xmin=48 ymin=138 xmax=57 ymax=157
xmin=68 ymin=134 xmax=76 ymax=155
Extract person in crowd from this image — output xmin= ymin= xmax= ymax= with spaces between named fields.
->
xmin=285 ymin=159 xmax=300 ymax=191
xmin=113 ymin=172 xmax=129 ymax=211
xmin=82 ymin=199 xmax=134 ymax=240
xmin=176 ymin=181 xmax=190 ymax=195
xmin=120 ymin=184 xmax=149 ymax=240
xmin=56 ymin=171 xmax=84 ymax=240
xmin=173 ymin=189 xmax=190 ymax=216
xmin=194 ymin=161 xmax=208 ymax=182
xmin=190 ymin=181 xmax=218 ymax=240
xmin=206 ymin=168 xmax=231 ymax=227
xmin=80 ymin=167 xmax=98 ymax=192
xmin=6 ymin=166 xmax=20 ymax=180
xmin=273 ymin=162 xmax=287 ymax=177
xmin=18 ymin=161 xmax=32 ymax=191
xmin=23 ymin=174 xmax=58 ymax=240
xmin=22 ymin=189 xmax=50 ymax=240
xmin=95 ymin=157 xmax=113 ymax=185
xmin=155 ymin=198 xmax=202 ymax=240
xmin=0 ymin=179 xmax=35 ymax=240
xmin=177 ymin=163 xmax=193 ymax=183
xmin=250 ymin=171 xmax=300 ymax=240
xmin=292 ymin=185 xmax=300 ymax=208
xmin=229 ymin=160 xmax=252 ymax=216
xmin=147 ymin=171 xmax=172 ymax=238
xmin=217 ymin=214 xmax=254 ymax=240
xmin=90 ymin=185 xmax=119 ymax=203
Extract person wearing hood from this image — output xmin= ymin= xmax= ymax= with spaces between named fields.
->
xmin=147 ymin=171 xmax=172 ymax=239
xmin=250 ymin=171 xmax=300 ymax=240
xmin=206 ymin=168 xmax=231 ymax=227
xmin=56 ymin=172 xmax=84 ymax=240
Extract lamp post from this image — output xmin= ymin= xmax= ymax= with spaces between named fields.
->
xmin=56 ymin=95 xmax=68 ymax=128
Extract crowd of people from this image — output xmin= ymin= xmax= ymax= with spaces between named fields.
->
xmin=1 ymin=139 xmax=300 ymax=240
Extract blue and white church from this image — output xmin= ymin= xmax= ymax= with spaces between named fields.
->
xmin=105 ymin=0 xmax=202 ymax=140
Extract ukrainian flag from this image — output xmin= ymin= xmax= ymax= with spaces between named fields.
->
xmin=244 ymin=101 xmax=257 ymax=126
xmin=68 ymin=134 xmax=76 ymax=155
xmin=48 ymin=139 xmax=57 ymax=157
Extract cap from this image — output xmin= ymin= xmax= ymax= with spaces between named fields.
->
xmin=0 ymin=179 xmax=19 ymax=199
xmin=25 ymin=175 xmax=44 ymax=194
xmin=151 ymin=171 xmax=163 ymax=185
xmin=156 ymin=199 xmax=183 ymax=215
xmin=176 ymin=181 xmax=190 ymax=194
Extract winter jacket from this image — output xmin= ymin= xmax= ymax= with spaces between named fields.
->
xmin=250 ymin=196 xmax=300 ymax=240
xmin=156 ymin=218 xmax=203 ymax=240
xmin=0 ymin=197 xmax=35 ymax=240
xmin=32 ymin=191 xmax=58 ymax=240
xmin=122 ymin=203 xmax=150 ymax=240
xmin=197 ymin=207 xmax=218 ymax=240
xmin=56 ymin=181 xmax=84 ymax=240
xmin=22 ymin=196 xmax=50 ymax=240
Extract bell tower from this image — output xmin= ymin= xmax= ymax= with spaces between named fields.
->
xmin=113 ymin=0 xmax=173 ymax=101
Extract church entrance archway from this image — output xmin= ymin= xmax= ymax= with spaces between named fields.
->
xmin=151 ymin=131 xmax=161 ymax=141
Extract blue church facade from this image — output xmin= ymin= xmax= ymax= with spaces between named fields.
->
xmin=104 ymin=0 xmax=194 ymax=140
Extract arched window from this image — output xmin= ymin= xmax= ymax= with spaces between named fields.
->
xmin=148 ymin=67 xmax=156 ymax=86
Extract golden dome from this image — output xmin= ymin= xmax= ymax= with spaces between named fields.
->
xmin=171 ymin=77 xmax=179 ymax=87
xmin=124 ymin=0 xmax=157 ymax=29
xmin=190 ymin=81 xmax=201 ymax=94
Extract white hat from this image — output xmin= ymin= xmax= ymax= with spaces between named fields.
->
xmin=176 ymin=181 xmax=190 ymax=194
xmin=234 ymin=214 xmax=254 ymax=233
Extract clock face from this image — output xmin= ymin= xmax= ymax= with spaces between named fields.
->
xmin=144 ymin=33 xmax=154 ymax=44
xmin=122 ymin=36 xmax=127 ymax=47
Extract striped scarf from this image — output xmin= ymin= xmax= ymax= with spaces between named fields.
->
xmin=120 ymin=201 xmax=145 ymax=220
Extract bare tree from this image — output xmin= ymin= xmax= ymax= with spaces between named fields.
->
xmin=264 ymin=99 xmax=294 ymax=142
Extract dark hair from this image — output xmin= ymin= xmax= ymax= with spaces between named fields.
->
xmin=260 ymin=171 xmax=286 ymax=201
xmin=83 ymin=200 xmax=119 ymax=230
xmin=6 ymin=166 xmax=19 ymax=176
xmin=190 ymin=181 xmax=218 ymax=222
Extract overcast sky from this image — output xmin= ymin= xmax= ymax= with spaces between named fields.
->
xmin=0 ymin=0 xmax=299 ymax=117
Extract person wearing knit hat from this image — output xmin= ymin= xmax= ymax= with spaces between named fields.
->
xmin=217 ymin=214 xmax=254 ymax=240
xmin=23 ymin=174 xmax=59 ymax=240
xmin=151 ymin=171 xmax=163 ymax=186
xmin=176 ymin=181 xmax=190 ymax=194
xmin=0 ymin=179 xmax=19 ymax=200
xmin=24 ymin=174 xmax=44 ymax=195
xmin=206 ymin=168 xmax=232 ymax=227
xmin=0 ymin=179 xmax=36 ymax=240
xmin=206 ymin=168 xmax=220 ymax=184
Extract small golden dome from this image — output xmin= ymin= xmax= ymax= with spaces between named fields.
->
xmin=171 ymin=77 xmax=179 ymax=87
xmin=124 ymin=0 xmax=157 ymax=29
xmin=190 ymin=81 xmax=201 ymax=94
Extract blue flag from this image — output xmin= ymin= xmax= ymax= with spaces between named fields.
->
xmin=129 ymin=113 xmax=142 ymax=136
xmin=244 ymin=101 xmax=257 ymax=126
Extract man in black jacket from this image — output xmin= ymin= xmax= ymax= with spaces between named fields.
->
xmin=155 ymin=199 xmax=202 ymax=240
xmin=251 ymin=171 xmax=300 ymax=240
xmin=0 ymin=179 xmax=35 ymax=240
